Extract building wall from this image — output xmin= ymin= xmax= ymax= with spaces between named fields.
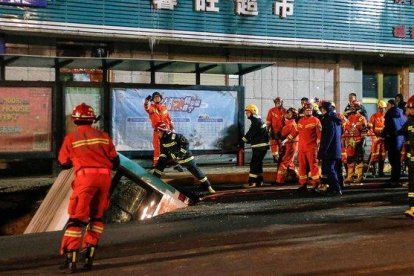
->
xmin=243 ymin=59 xmax=337 ymax=118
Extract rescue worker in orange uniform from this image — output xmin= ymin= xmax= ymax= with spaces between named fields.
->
xmin=368 ymin=100 xmax=386 ymax=177
xmin=297 ymin=102 xmax=322 ymax=192
xmin=266 ymin=97 xmax=286 ymax=163
xmin=275 ymin=108 xmax=298 ymax=185
xmin=144 ymin=91 xmax=174 ymax=166
xmin=240 ymin=104 xmax=269 ymax=188
xmin=58 ymin=103 xmax=119 ymax=273
xmin=343 ymin=101 xmax=367 ymax=184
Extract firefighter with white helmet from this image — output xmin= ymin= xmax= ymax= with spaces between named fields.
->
xmin=58 ymin=103 xmax=119 ymax=273
xmin=152 ymin=122 xmax=215 ymax=195
xmin=239 ymin=104 xmax=269 ymax=188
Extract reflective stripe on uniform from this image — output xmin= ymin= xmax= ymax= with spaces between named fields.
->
xmin=252 ymin=143 xmax=269 ymax=148
xmin=242 ymin=137 xmax=248 ymax=142
xmin=72 ymin=138 xmax=109 ymax=148
xmin=177 ymin=156 xmax=194 ymax=164
xmin=163 ymin=141 xmax=177 ymax=147
xmin=249 ymin=173 xmax=258 ymax=178
xmin=200 ymin=177 xmax=208 ymax=182
xmin=64 ymin=230 xmax=82 ymax=238
xmin=90 ymin=225 xmax=104 ymax=233
xmin=409 ymin=192 xmax=414 ymax=198
xmin=154 ymin=169 xmax=163 ymax=175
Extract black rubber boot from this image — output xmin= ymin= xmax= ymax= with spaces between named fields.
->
xmin=378 ymin=160 xmax=385 ymax=177
xmin=60 ymin=250 xmax=77 ymax=274
xmin=83 ymin=246 xmax=96 ymax=271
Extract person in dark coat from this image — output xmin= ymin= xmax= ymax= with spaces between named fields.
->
xmin=395 ymin=93 xmax=406 ymax=111
xmin=344 ymin=92 xmax=368 ymax=119
xmin=240 ymin=104 xmax=269 ymax=188
xmin=383 ymin=99 xmax=407 ymax=185
xmin=398 ymin=95 xmax=414 ymax=217
xmin=318 ymin=101 xmax=343 ymax=195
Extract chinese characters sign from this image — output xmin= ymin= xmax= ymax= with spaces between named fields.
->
xmin=0 ymin=0 xmax=47 ymax=7
xmin=392 ymin=0 xmax=414 ymax=38
xmin=0 ymin=87 xmax=52 ymax=152
xmin=155 ymin=0 xmax=295 ymax=18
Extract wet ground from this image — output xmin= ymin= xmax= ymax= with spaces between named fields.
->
xmin=1 ymin=184 xmax=414 ymax=275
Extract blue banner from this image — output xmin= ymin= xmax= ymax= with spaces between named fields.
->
xmin=112 ymin=88 xmax=238 ymax=151
xmin=0 ymin=0 xmax=47 ymax=7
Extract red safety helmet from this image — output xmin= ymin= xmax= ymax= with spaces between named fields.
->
xmin=154 ymin=122 xmax=170 ymax=132
xmin=303 ymin=102 xmax=313 ymax=110
xmin=71 ymin=103 xmax=96 ymax=123
xmin=407 ymin=95 xmax=414 ymax=108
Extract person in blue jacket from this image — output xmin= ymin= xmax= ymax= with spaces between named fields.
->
xmin=318 ymin=101 xmax=343 ymax=195
xmin=383 ymin=99 xmax=407 ymax=185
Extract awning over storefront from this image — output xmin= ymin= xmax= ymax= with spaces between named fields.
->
xmin=0 ymin=55 xmax=272 ymax=75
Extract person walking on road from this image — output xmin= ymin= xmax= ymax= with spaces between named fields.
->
xmin=240 ymin=104 xmax=269 ymax=188
xmin=152 ymin=122 xmax=216 ymax=195
xmin=318 ymin=101 xmax=343 ymax=195
xmin=58 ymin=103 xmax=119 ymax=273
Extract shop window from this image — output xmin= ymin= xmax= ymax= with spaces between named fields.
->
xmin=363 ymin=72 xmax=399 ymax=117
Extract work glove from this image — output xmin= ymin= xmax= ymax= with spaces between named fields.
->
xmin=145 ymin=95 xmax=152 ymax=101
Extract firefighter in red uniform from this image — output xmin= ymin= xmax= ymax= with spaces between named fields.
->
xmin=266 ymin=97 xmax=286 ymax=162
xmin=58 ymin=103 xmax=119 ymax=273
xmin=368 ymin=100 xmax=386 ymax=177
xmin=144 ymin=91 xmax=174 ymax=166
xmin=297 ymin=102 xmax=322 ymax=192
xmin=343 ymin=101 xmax=367 ymax=184
xmin=275 ymin=108 xmax=298 ymax=185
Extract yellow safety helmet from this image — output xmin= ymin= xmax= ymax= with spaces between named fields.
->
xmin=331 ymin=101 xmax=336 ymax=108
xmin=377 ymin=100 xmax=387 ymax=108
xmin=245 ymin=104 xmax=258 ymax=115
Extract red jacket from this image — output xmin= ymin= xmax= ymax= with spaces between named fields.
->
xmin=297 ymin=115 xmax=321 ymax=151
xmin=281 ymin=119 xmax=298 ymax=143
xmin=343 ymin=113 xmax=367 ymax=142
xmin=266 ymin=106 xmax=286 ymax=134
xmin=145 ymin=102 xmax=173 ymax=129
xmin=369 ymin=111 xmax=385 ymax=136
xmin=58 ymin=125 xmax=118 ymax=172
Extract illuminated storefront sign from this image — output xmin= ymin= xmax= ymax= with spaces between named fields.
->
xmin=0 ymin=87 xmax=52 ymax=152
xmin=0 ymin=0 xmax=47 ymax=7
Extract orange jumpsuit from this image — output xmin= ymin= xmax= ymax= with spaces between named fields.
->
xmin=338 ymin=113 xmax=348 ymax=163
xmin=144 ymin=101 xmax=173 ymax=165
xmin=297 ymin=115 xmax=321 ymax=186
xmin=369 ymin=111 xmax=385 ymax=162
xmin=343 ymin=113 xmax=367 ymax=162
xmin=266 ymin=106 xmax=286 ymax=157
xmin=58 ymin=125 xmax=118 ymax=254
xmin=275 ymin=118 xmax=298 ymax=183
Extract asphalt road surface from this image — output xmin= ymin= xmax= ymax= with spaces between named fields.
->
xmin=1 ymin=186 xmax=414 ymax=275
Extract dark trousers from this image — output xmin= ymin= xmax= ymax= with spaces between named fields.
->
xmin=322 ymin=159 xmax=342 ymax=192
xmin=388 ymin=148 xmax=401 ymax=182
xmin=249 ymin=148 xmax=268 ymax=184
xmin=408 ymin=160 xmax=414 ymax=207
xmin=335 ymin=159 xmax=344 ymax=189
